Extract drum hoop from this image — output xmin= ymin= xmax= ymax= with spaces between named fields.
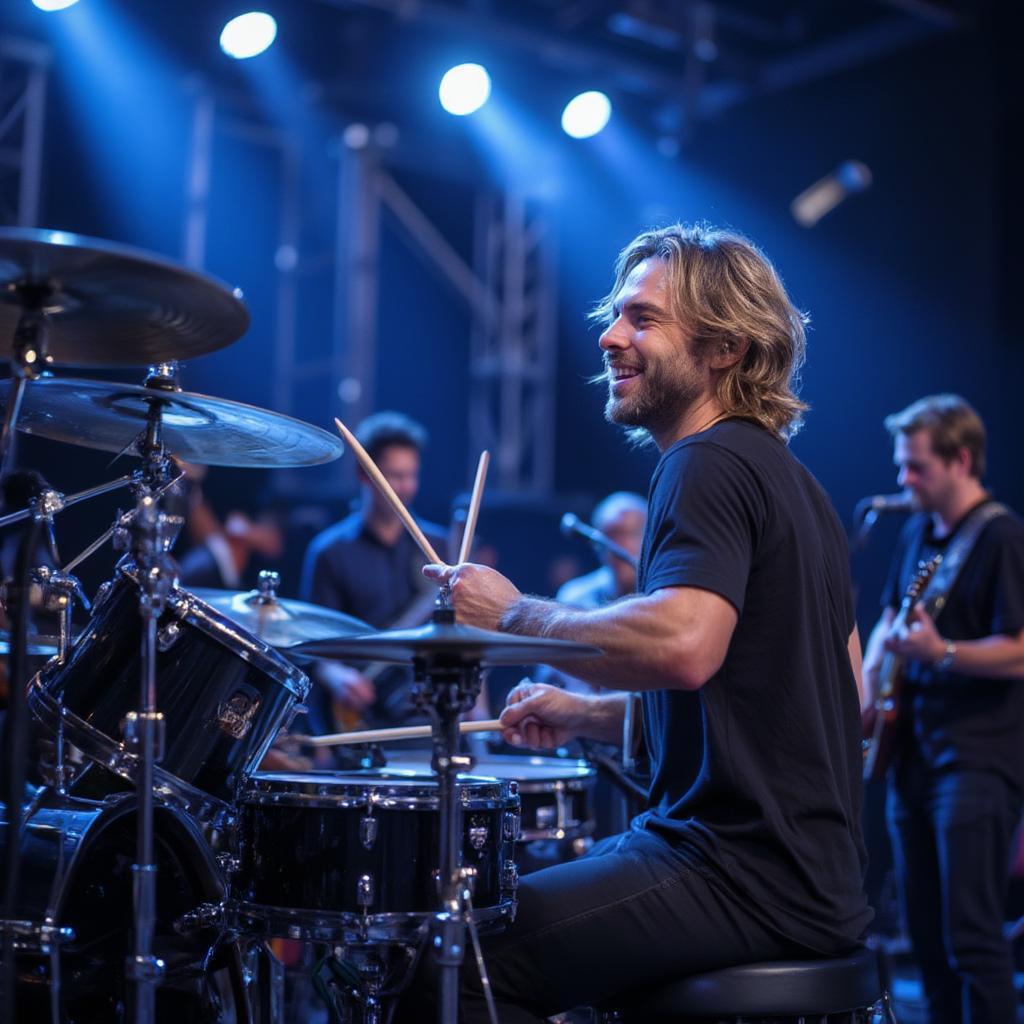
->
xmin=116 ymin=565 xmax=310 ymax=700
xmin=29 ymin=684 xmax=236 ymax=825
xmin=241 ymin=772 xmax=515 ymax=811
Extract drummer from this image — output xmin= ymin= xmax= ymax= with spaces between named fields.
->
xmin=399 ymin=223 xmax=870 ymax=1022
xmin=299 ymin=412 xmax=447 ymax=743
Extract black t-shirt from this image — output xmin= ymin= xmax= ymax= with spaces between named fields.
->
xmin=881 ymin=501 xmax=1024 ymax=791
xmin=637 ymin=419 xmax=871 ymax=954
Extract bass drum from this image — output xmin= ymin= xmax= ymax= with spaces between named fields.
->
xmin=0 ymin=790 xmax=247 ymax=1023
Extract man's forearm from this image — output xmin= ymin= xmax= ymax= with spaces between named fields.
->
xmin=501 ymin=594 xmax=684 ymax=690
xmin=941 ymin=632 xmax=1024 ymax=680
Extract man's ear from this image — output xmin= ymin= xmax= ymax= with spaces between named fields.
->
xmin=708 ymin=336 xmax=750 ymax=371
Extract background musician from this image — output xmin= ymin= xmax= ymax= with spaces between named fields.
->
xmin=299 ymin=411 xmax=446 ymax=739
xmin=861 ymin=394 xmax=1024 ymax=1024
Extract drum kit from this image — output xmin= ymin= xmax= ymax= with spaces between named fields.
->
xmin=0 ymin=228 xmax=599 ymax=1024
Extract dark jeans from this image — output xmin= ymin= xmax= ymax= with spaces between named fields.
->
xmin=887 ymin=758 xmax=1023 ymax=1024
xmin=393 ymin=827 xmax=816 ymax=1024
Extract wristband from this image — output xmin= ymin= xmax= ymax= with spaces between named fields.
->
xmin=935 ymin=639 xmax=957 ymax=672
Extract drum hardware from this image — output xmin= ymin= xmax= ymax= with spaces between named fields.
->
xmin=0 ymin=916 xmax=75 ymax=954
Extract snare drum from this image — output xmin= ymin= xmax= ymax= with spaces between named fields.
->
xmin=391 ymin=752 xmax=597 ymax=843
xmin=229 ymin=769 xmax=520 ymax=943
xmin=29 ymin=569 xmax=309 ymax=822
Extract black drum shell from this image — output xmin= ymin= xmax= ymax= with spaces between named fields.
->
xmin=0 ymin=791 xmax=230 ymax=1021
xmin=233 ymin=770 xmax=519 ymax=918
xmin=31 ymin=573 xmax=308 ymax=810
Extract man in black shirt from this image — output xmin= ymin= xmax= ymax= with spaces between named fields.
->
xmin=299 ymin=411 xmax=446 ymax=734
xmin=862 ymin=394 xmax=1024 ymax=1024
xmin=404 ymin=224 xmax=870 ymax=1022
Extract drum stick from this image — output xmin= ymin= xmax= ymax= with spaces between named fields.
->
xmin=457 ymin=450 xmax=489 ymax=565
xmin=296 ymin=718 xmax=503 ymax=747
xmin=334 ymin=417 xmax=446 ymax=566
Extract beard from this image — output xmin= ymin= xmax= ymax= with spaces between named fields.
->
xmin=603 ymin=348 xmax=705 ymax=439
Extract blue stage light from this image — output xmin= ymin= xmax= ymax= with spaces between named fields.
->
xmin=561 ymin=91 xmax=612 ymax=139
xmin=31 ymin=0 xmax=81 ymax=10
xmin=438 ymin=63 xmax=491 ymax=116
xmin=220 ymin=12 xmax=277 ymax=60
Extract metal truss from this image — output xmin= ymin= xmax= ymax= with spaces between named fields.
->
xmin=0 ymin=35 xmax=50 ymax=227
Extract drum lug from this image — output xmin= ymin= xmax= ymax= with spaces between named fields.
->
xmin=503 ymin=809 xmax=521 ymax=841
xmin=157 ymin=620 xmax=182 ymax=652
xmin=356 ymin=874 xmax=375 ymax=910
xmin=122 ymin=710 xmax=166 ymax=762
xmin=467 ymin=815 xmax=490 ymax=852
xmin=360 ymin=814 xmax=378 ymax=849
xmin=501 ymin=859 xmax=519 ymax=894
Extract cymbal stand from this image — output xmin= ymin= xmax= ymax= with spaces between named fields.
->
xmin=412 ymin=599 xmax=489 ymax=1024
xmin=25 ymin=565 xmax=91 ymax=795
xmin=121 ymin=390 xmax=179 ymax=1024
xmin=0 ymin=285 xmax=52 ymax=479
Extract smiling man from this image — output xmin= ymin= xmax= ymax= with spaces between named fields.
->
xmin=398 ymin=224 xmax=872 ymax=1023
xmin=862 ymin=395 xmax=1024 ymax=1024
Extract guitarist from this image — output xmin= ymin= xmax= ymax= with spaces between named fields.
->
xmin=861 ymin=394 xmax=1024 ymax=1024
xmin=299 ymin=412 xmax=447 ymax=747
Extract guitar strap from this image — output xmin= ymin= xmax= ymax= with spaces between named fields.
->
xmin=918 ymin=501 xmax=1009 ymax=619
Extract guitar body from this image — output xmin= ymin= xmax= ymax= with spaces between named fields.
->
xmin=862 ymin=556 xmax=940 ymax=783
xmin=863 ymin=651 xmax=904 ymax=782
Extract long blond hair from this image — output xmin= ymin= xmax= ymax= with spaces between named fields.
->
xmin=592 ymin=223 xmax=809 ymax=440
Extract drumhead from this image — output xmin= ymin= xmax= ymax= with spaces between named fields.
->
xmin=388 ymin=751 xmax=596 ymax=789
xmin=242 ymin=768 xmax=512 ymax=809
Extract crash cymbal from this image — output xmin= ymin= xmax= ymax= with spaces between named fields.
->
xmin=0 ymin=228 xmax=250 ymax=366
xmin=0 ymin=377 xmax=344 ymax=467
xmin=0 ymin=630 xmax=62 ymax=658
xmin=293 ymin=617 xmax=601 ymax=667
xmin=190 ymin=588 xmax=371 ymax=650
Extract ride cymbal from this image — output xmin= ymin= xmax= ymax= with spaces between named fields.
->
xmin=0 ymin=377 xmax=344 ymax=467
xmin=0 ymin=228 xmax=249 ymax=366
xmin=190 ymin=588 xmax=371 ymax=650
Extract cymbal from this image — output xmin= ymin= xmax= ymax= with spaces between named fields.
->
xmin=293 ymin=617 xmax=601 ymax=667
xmin=0 ymin=228 xmax=250 ymax=366
xmin=0 ymin=377 xmax=344 ymax=467
xmin=190 ymin=588 xmax=371 ymax=650
xmin=0 ymin=630 xmax=61 ymax=657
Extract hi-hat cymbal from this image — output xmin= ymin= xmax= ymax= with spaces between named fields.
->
xmin=190 ymin=588 xmax=371 ymax=650
xmin=0 ymin=228 xmax=250 ymax=366
xmin=294 ymin=617 xmax=601 ymax=667
xmin=0 ymin=377 xmax=344 ymax=467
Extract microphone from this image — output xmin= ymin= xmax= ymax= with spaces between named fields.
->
xmin=560 ymin=513 xmax=638 ymax=569
xmin=862 ymin=493 xmax=917 ymax=514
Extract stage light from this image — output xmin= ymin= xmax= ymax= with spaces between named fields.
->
xmin=220 ymin=12 xmax=277 ymax=60
xmin=561 ymin=91 xmax=611 ymax=139
xmin=438 ymin=63 xmax=491 ymax=116
xmin=31 ymin=0 xmax=81 ymax=10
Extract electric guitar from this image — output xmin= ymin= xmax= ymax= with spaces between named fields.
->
xmin=862 ymin=555 xmax=942 ymax=782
